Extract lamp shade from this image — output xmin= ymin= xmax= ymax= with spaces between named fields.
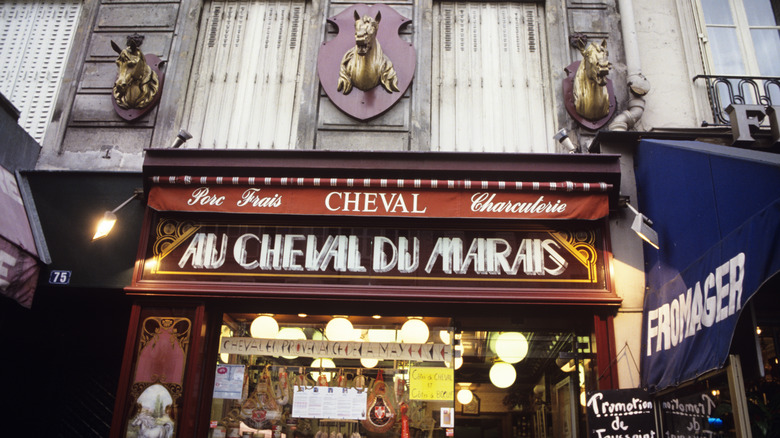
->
xmin=495 ymin=332 xmax=528 ymax=364
xmin=489 ymin=362 xmax=516 ymax=388
xmin=250 ymin=315 xmax=279 ymax=338
xmin=311 ymin=358 xmax=336 ymax=382
xmin=325 ymin=317 xmax=354 ymax=341
xmin=457 ymin=388 xmax=474 ymax=405
xmin=400 ymin=318 xmax=429 ymax=343
xmin=360 ymin=358 xmax=379 ymax=368
xmin=93 ymin=211 xmax=117 ymax=240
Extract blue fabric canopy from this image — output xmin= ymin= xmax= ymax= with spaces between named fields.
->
xmin=636 ymin=139 xmax=780 ymax=391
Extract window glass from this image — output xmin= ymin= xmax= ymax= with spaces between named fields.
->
xmin=211 ymin=314 xmax=454 ymax=437
xmin=750 ymin=29 xmax=780 ymax=75
xmin=702 ymin=0 xmax=735 ymax=24
xmin=744 ymin=0 xmax=780 ymax=26
xmin=209 ymin=313 xmax=599 ymax=438
xmin=707 ymin=27 xmax=747 ymax=74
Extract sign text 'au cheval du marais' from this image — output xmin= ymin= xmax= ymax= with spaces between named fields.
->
xmin=140 ymin=178 xmax=609 ymax=290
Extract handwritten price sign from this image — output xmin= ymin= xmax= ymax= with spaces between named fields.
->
xmin=409 ymin=367 xmax=454 ymax=401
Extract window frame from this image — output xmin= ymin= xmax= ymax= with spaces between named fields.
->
xmin=696 ymin=0 xmax=780 ymax=77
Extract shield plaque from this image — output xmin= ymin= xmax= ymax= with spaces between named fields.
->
xmin=317 ymin=4 xmax=416 ymax=121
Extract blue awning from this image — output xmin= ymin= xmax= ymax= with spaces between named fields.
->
xmin=637 ymin=139 xmax=780 ymax=391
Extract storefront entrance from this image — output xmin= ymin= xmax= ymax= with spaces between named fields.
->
xmin=111 ymin=149 xmax=622 ymax=438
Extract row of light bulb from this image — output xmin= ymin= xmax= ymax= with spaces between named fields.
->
xmin=250 ymin=315 xmax=431 ymax=343
xmin=248 ymin=315 xmax=431 ymax=368
xmin=250 ymin=316 xmax=533 ymax=390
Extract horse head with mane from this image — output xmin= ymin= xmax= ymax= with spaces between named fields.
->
xmin=572 ymin=39 xmax=613 ymax=121
xmin=111 ymin=36 xmax=160 ymax=110
xmin=337 ymin=10 xmax=400 ymax=95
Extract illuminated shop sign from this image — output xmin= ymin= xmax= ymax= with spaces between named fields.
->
xmin=136 ymin=218 xmax=608 ymax=291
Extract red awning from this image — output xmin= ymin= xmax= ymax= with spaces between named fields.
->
xmin=147 ymin=176 xmax=612 ymax=220
xmin=0 ymin=165 xmax=40 ymax=308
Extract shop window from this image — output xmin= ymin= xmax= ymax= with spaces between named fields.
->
xmin=432 ymin=2 xmax=553 ymax=153
xmin=183 ymin=0 xmax=306 ymax=149
xmin=0 ymin=0 xmax=81 ymax=142
xmin=209 ymin=313 xmax=598 ymax=438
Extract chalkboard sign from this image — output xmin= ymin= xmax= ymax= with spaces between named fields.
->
xmin=586 ymin=389 xmax=656 ymax=438
xmin=658 ymin=391 xmax=723 ymax=438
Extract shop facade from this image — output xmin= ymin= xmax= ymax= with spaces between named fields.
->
xmin=106 ymin=149 xmax=625 ymax=437
xmin=597 ymin=130 xmax=780 ymax=438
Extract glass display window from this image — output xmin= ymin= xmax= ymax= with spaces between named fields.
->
xmin=207 ymin=313 xmax=600 ymax=438
xmin=209 ymin=314 xmax=454 ymax=438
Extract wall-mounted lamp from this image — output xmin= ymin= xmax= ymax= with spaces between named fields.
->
xmin=625 ymin=202 xmax=659 ymax=249
xmin=92 ymin=188 xmax=144 ymax=240
xmin=554 ymin=129 xmax=578 ymax=154
xmin=170 ymin=129 xmax=192 ymax=148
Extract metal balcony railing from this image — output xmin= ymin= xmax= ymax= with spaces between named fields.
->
xmin=693 ymin=74 xmax=780 ymax=126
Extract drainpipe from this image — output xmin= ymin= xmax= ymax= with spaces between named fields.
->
xmin=609 ymin=0 xmax=651 ymax=131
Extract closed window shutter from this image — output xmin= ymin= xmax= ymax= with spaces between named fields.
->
xmin=433 ymin=2 xmax=551 ymax=153
xmin=185 ymin=0 xmax=306 ymax=149
xmin=0 ymin=0 xmax=81 ymax=143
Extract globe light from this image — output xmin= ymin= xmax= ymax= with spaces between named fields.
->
xmin=495 ymin=332 xmax=528 ymax=364
xmin=277 ymin=327 xmax=306 ymax=359
xmin=489 ymin=362 xmax=516 ymax=388
xmin=310 ymin=358 xmax=336 ymax=382
xmin=368 ymin=329 xmax=397 ymax=342
xmin=400 ymin=318 xmax=429 ymax=343
xmin=439 ymin=330 xmax=451 ymax=344
xmin=457 ymin=388 xmax=474 ymax=405
xmin=250 ymin=315 xmax=279 ymax=338
xmin=325 ymin=317 xmax=354 ymax=341
xmin=447 ymin=343 xmax=464 ymax=369
xmin=360 ymin=358 xmax=379 ymax=368
xmin=219 ymin=325 xmax=233 ymax=363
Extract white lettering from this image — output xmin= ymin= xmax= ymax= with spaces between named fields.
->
xmin=187 ymin=187 xmax=224 ymax=206
xmin=470 ymin=193 xmax=568 ymax=215
xmin=646 ymin=253 xmax=747 ymax=357
xmin=236 ymin=188 xmax=282 ymax=208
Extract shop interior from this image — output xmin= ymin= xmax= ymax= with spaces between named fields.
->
xmin=207 ymin=313 xmax=597 ymax=438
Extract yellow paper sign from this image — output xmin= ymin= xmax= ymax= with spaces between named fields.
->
xmin=409 ymin=367 xmax=454 ymax=401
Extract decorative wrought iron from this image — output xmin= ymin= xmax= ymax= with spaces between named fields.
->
xmin=694 ymin=75 xmax=780 ymax=126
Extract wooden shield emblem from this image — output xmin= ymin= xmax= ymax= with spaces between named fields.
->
xmin=562 ymin=60 xmax=616 ymax=131
xmin=317 ymin=4 xmax=415 ymax=121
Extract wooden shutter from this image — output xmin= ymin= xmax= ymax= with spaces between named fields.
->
xmin=433 ymin=2 xmax=552 ymax=153
xmin=185 ymin=0 xmax=306 ymax=149
xmin=0 ymin=0 xmax=81 ymax=142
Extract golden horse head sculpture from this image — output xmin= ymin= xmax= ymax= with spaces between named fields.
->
xmin=337 ymin=10 xmax=400 ymax=95
xmin=111 ymin=36 xmax=160 ymax=110
xmin=572 ymin=39 xmax=613 ymax=121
